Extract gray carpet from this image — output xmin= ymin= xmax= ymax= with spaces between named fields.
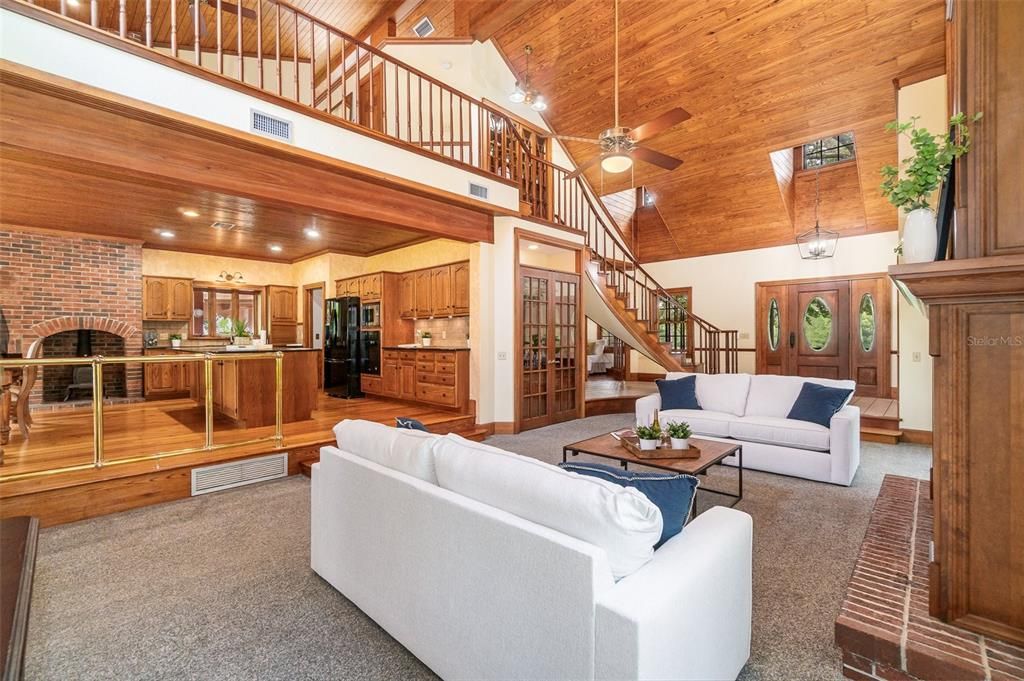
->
xmin=24 ymin=414 xmax=930 ymax=680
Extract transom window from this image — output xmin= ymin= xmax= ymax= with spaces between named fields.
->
xmin=191 ymin=287 xmax=262 ymax=338
xmin=803 ymin=132 xmax=855 ymax=169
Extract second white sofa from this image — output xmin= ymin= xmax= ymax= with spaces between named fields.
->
xmin=636 ymin=373 xmax=860 ymax=486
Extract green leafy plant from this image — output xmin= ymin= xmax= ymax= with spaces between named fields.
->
xmin=231 ymin=318 xmax=251 ymax=338
xmin=635 ymin=423 xmax=662 ymax=440
xmin=880 ymin=112 xmax=982 ymax=213
xmin=169 ymin=333 xmax=182 ymax=341
xmin=665 ymin=421 xmax=692 ymax=439
xmin=421 ymin=331 xmax=432 ymax=339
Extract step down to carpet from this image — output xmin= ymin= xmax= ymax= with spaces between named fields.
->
xmin=862 ymin=427 xmax=903 ymax=445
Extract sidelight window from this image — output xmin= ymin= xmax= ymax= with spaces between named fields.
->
xmin=768 ymin=298 xmax=781 ymax=351
xmin=859 ymin=293 xmax=876 ymax=352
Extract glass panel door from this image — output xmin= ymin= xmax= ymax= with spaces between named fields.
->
xmin=520 ymin=272 xmax=550 ymax=430
xmin=551 ymin=274 xmax=579 ymax=424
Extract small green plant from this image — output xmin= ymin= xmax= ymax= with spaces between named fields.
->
xmin=880 ymin=112 xmax=982 ymax=213
xmin=635 ymin=423 xmax=662 ymax=440
xmin=169 ymin=333 xmax=182 ymax=341
xmin=421 ymin=331 xmax=432 ymax=339
xmin=665 ymin=421 xmax=691 ymax=439
xmin=231 ymin=318 xmax=251 ymax=338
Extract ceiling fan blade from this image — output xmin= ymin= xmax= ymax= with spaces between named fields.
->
xmin=627 ymin=107 xmax=692 ymax=143
xmin=208 ymin=0 xmax=258 ymax=20
xmin=542 ymin=134 xmax=603 ymax=145
xmin=565 ymin=154 xmax=606 ymax=180
xmin=631 ymin=146 xmax=684 ymax=171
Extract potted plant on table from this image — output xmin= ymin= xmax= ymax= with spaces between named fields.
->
xmin=634 ymin=423 xmax=663 ymax=451
xmin=231 ymin=318 xmax=252 ymax=346
xmin=421 ymin=331 xmax=432 ymax=347
xmin=169 ymin=333 xmax=182 ymax=348
xmin=880 ymin=112 xmax=981 ymax=263
xmin=666 ymin=421 xmax=692 ymax=450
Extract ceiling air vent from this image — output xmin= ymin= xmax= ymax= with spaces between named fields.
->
xmin=468 ymin=182 xmax=489 ymax=200
xmin=210 ymin=221 xmax=237 ymax=231
xmin=412 ymin=16 xmax=435 ymax=38
xmin=250 ymin=109 xmax=293 ymax=143
xmin=191 ymin=453 xmax=288 ymax=496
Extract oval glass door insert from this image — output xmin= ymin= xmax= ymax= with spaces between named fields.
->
xmin=803 ymin=296 xmax=833 ymax=351
xmin=859 ymin=293 xmax=876 ymax=352
xmin=768 ymin=298 xmax=781 ymax=350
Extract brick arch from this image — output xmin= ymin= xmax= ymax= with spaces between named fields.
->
xmin=29 ymin=316 xmax=140 ymax=341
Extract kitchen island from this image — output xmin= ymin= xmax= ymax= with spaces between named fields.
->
xmin=172 ymin=346 xmax=320 ymax=428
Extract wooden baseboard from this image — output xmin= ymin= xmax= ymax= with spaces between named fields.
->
xmin=491 ymin=422 xmax=516 ymax=435
xmin=900 ymin=428 xmax=933 ymax=445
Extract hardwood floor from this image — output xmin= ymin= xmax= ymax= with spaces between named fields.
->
xmin=0 ymin=392 xmax=477 ymax=525
xmin=584 ymin=377 xmax=655 ymax=416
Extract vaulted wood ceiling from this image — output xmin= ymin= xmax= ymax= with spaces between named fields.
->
xmin=493 ymin=0 xmax=947 ymax=260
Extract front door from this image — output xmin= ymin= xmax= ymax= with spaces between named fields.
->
xmin=756 ymin=274 xmax=890 ymax=396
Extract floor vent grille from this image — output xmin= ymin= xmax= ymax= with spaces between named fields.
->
xmin=250 ymin=109 xmax=293 ymax=143
xmin=191 ymin=453 xmax=288 ymax=496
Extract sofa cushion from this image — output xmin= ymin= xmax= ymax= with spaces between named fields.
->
xmin=745 ymin=374 xmax=856 ymax=418
xmin=395 ymin=416 xmax=429 ymax=432
xmin=787 ymin=382 xmax=855 ymax=427
xmin=656 ymin=375 xmax=700 ymax=410
xmin=333 ymin=419 xmax=439 ymax=483
xmin=695 ymin=374 xmax=751 ymax=416
xmin=434 ymin=434 xmax=662 ymax=579
xmin=729 ymin=415 xmax=831 ymax=452
xmin=559 ymin=462 xmax=699 ymax=548
xmin=660 ymin=409 xmax=733 ymax=438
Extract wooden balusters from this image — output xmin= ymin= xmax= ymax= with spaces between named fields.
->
xmin=309 ymin=18 xmax=315 ymax=108
xmin=216 ymin=0 xmax=223 ymax=74
xmin=170 ymin=0 xmax=177 ymax=57
xmin=275 ymin=3 xmax=281 ymax=95
xmin=256 ymin=0 xmax=263 ymax=89
xmin=119 ymin=0 xmax=126 ymax=38
xmin=59 ymin=0 xmax=66 ymax=15
xmin=145 ymin=0 xmax=152 ymax=47
xmin=292 ymin=10 xmax=298 ymax=102
xmin=236 ymin=0 xmax=243 ymax=82
xmin=90 ymin=0 xmax=98 ymax=27
xmin=325 ymin=29 xmax=332 ymax=113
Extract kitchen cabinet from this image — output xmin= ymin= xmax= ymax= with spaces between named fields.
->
xmin=399 ymin=261 xmax=471 ymax=319
xmin=143 ymin=348 xmax=190 ymax=398
xmin=267 ymin=285 xmax=298 ymax=344
xmin=143 ymin=276 xmax=192 ymax=321
xmin=360 ymin=273 xmax=383 ymax=301
xmin=451 ymin=261 xmax=470 ymax=315
xmin=364 ymin=348 xmax=469 ymax=410
xmin=431 ymin=266 xmax=453 ymax=317
xmin=336 ymin=277 xmax=360 ymax=297
xmin=399 ymin=274 xmax=416 ymax=318
xmin=414 ymin=270 xmax=433 ymax=318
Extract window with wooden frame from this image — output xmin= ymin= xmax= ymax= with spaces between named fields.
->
xmin=657 ymin=287 xmax=694 ymax=356
xmin=802 ymin=132 xmax=855 ymax=169
xmin=190 ymin=287 xmax=262 ymax=338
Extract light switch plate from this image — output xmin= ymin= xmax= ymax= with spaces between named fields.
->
xmin=497 ymin=351 xmax=508 ymax=360
xmin=913 ymin=351 xmax=922 ymax=362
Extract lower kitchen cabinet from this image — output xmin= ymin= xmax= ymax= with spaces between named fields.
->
xmin=362 ymin=348 xmax=469 ymax=410
xmin=143 ymin=349 xmax=190 ymax=399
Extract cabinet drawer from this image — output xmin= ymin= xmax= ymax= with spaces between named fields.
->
xmin=399 ymin=351 xmax=417 ymax=363
xmin=434 ymin=352 xmax=458 ymax=363
xmin=416 ymin=384 xmax=457 ymax=407
xmin=416 ymin=361 xmax=436 ymax=373
xmin=434 ymin=362 xmax=456 ymax=375
xmin=361 ymin=375 xmax=383 ymax=393
xmin=383 ymin=350 xmax=401 ymax=360
xmin=416 ymin=351 xmax=440 ymax=362
xmin=418 ymin=372 xmax=455 ymax=386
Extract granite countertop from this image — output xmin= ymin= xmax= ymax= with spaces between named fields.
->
xmin=382 ymin=345 xmax=470 ymax=351
xmin=164 ymin=345 xmax=319 ymax=353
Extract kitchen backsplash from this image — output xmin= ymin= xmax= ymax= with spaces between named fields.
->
xmin=143 ymin=321 xmax=229 ymax=348
xmin=414 ymin=317 xmax=470 ymax=347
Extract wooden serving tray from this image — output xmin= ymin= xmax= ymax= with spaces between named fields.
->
xmin=619 ymin=436 xmax=701 ymax=459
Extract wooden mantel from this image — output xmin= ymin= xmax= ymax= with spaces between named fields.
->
xmin=889 ymin=255 xmax=1024 ymax=303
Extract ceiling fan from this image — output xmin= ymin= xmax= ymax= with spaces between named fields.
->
xmin=547 ymin=0 xmax=691 ymax=180
xmin=186 ymin=0 xmax=258 ymax=40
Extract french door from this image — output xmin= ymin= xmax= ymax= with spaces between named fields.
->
xmin=755 ymin=274 xmax=890 ymax=396
xmin=519 ymin=267 xmax=582 ymax=431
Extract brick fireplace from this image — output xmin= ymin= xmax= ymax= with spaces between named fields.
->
xmin=0 ymin=229 xmax=144 ymax=404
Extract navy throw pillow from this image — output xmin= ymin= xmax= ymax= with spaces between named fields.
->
xmin=656 ymin=375 xmax=701 ymax=410
xmin=786 ymin=382 xmax=853 ymax=427
xmin=559 ymin=462 xmax=699 ymax=548
xmin=395 ymin=417 xmax=429 ymax=432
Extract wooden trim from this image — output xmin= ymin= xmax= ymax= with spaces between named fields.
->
xmin=892 ymin=63 xmax=947 ymax=90
xmin=756 ymin=271 xmax=890 ymax=288
xmin=0 ymin=223 xmax=143 ymax=245
xmin=481 ymin=98 xmax=550 ymax=136
xmin=491 ymin=422 xmax=516 ymax=435
xmin=377 ymin=37 xmax=475 ymax=47
xmin=0 ymin=0 xmax=522 ymax=191
xmin=889 ymin=255 xmax=1024 ymax=303
xmin=302 ymin=282 xmax=325 ymax=347
xmin=900 ymin=428 xmax=933 ymax=445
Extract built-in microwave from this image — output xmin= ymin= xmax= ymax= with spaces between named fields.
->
xmin=361 ymin=302 xmax=380 ymax=328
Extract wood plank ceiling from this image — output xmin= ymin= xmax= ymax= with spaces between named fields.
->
xmin=493 ymin=0 xmax=947 ymax=260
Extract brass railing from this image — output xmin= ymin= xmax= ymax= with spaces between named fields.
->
xmin=0 ymin=352 xmax=283 ymax=482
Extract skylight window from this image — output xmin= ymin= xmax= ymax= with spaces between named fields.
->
xmin=803 ymin=132 xmax=855 ymax=169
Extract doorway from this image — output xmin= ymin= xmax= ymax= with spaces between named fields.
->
xmin=755 ymin=274 xmax=891 ymax=396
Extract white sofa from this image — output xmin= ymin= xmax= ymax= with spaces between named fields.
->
xmin=312 ymin=421 xmax=753 ymax=681
xmin=636 ymin=373 xmax=860 ymax=486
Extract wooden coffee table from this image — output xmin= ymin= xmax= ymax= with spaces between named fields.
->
xmin=562 ymin=433 xmax=743 ymax=514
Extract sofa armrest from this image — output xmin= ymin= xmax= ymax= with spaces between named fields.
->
xmin=635 ymin=392 xmax=661 ymax=426
xmin=829 ymin=405 xmax=861 ymax=486
xmin=595 ymin=506 xmax=752 ymax=681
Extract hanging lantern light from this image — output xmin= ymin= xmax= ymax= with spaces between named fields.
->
xmin=796 ymin=170 xmax=839 ymax=259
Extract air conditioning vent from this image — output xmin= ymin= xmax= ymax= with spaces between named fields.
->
xmin=468 ymin=182 xmax=489 ymax=200
xmin=191 ymin=453 xmax=288 ymax=496
xmin=412 ymin=16 xmax=435 ymax=38
xmin=210 ymin=221 xmax=238 ymax=231
xmin=250 ymin=109 xmax=293 ymax=143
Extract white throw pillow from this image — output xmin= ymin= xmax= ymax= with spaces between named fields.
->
xmin=333 ymin=419 xmax=440 ymax=484
xmin=745 ymin=375 xmax=856 ymax=418
xmin=695 ymin=373 xmax=752 ymax=416
xmin=433 ymin=434 xmax=663 ymax=579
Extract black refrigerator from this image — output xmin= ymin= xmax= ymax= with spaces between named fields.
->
xmin=324 ymin=296 xmax=362 ymax=398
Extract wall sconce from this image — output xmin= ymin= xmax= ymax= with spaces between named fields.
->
xmin=217 ymin=271 xmax=245 ymax=282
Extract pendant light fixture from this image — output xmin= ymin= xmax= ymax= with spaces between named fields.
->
xmin=509 ymin=45 xmax=547 ymax=112
xmin=796 ymin=170 xmax=839 ymax=259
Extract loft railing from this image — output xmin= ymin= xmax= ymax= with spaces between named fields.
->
xmin=0 ymin=352 xmax=283 ymax=482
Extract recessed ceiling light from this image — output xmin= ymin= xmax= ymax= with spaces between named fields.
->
xmin=181 ymin=209 xmax=200 ymax=218
xmin=158 ymin=230 xmax=175 ymax=238
xmin=303 ymin=227 xmax=321 ymax=238
xmin=269 ymin=244 xmax=283 ymax=253
xmin=527 ymin=244 xmax=540 ymax=250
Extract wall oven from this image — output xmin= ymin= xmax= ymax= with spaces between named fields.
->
xmin=361 ymin=302 xmax=381 ymax=329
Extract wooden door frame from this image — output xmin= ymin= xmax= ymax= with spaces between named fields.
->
xmin=513 ymin=228 xmax=585 ymax=433
xmin=754 ymin=272 xmax=891 ymax=394
xmin=303 ymin=282 xmax=326 ymax=348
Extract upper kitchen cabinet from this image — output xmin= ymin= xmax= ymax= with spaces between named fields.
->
xmin=266 ymin=285 xmax=298 ymax=344
xmin=399 ymin=273 xmax=416 ymax=317
xmin=360 ymin=273 xmax=383 ymax=301
xmin=399 ymin=261 xmax=471 ymax=319
xmin=142 ymin=276 xmax=192 ymax=321
xmin=431 ymin=266 xmax=453 ymax=317
xmin=451 ymin=262 xmax=470 ymax=316
xmin=335 ymin=277 xmax=361 ymax=298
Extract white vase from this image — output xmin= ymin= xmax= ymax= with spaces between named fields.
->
xmin=639 ymin=438 xmax=660 ymax=451
xmin=903 ymin=207 xmax=938 ymax=264
xmin=670 ymin=437 xmax=690 ymax=450
xmin=170 ymin=339 xmax=181 ymax=348
xmin=421 ymin=337 xmax=432 ymax=347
